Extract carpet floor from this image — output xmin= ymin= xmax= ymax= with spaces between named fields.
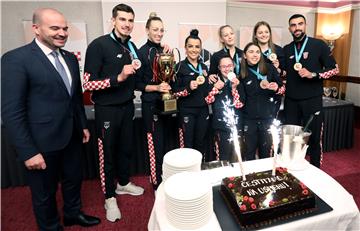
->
xmin=1 ymin=176 xmax=155 ymax=231
xmin=2 ymin=129 xmax=359 ymax=230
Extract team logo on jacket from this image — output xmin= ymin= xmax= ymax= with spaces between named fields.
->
xmin=104 ymin=121 xmax=110 ymax=129
xmin=184 ymin=116 xmax=189 ymax=123
xmin=303 ymin=52 xmax=309 ymax=59
xmin=289 ymin=55 xmax=294 ymax=59
xmin=153 ymin=114 xmax=158 ymax=122
xmin=116 ymin=54 xmax=123 ymax=59
xmin=244 ymin=125 xmax=248 ymax=132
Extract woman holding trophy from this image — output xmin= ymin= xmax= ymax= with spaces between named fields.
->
xmin=240 ymin=42 xmax=285 ymax=161
xmin=205 ymin=55 xmax=245 ymax=161
xmin=171 ymin=29 xmax=212 ymax=158
xmin=137 ymin=13 xmax=172 ymax=189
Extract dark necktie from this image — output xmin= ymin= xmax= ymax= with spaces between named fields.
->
xmin=51 ymin=51 xmax=71 ymax=94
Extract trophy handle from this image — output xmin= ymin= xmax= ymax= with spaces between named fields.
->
xmin=148 ymin=46 xmax=159 ymax=74
xmin=172 ymin=48 xmax=182 ymax=74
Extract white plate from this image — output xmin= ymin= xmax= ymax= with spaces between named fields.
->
xmin=163 ymin=162 xmax=200 ymax=170
xmin=164 ymin=172 xmax=211 ymax=201
xmin=165 ymin=191 xmax=211 ymax=203
xmin=164 ymin=148 xmax=202 ymax=168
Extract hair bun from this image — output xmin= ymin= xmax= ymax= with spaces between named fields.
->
xmin=190 ymin=29 xmax=199 ymax=37
xmin=149 ymin=12 xmax=157 ymax=19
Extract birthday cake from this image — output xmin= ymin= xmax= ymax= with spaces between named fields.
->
xmin=220 ymin=167 xmax=316 ymax=228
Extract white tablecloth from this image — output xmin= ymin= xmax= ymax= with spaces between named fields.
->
xmin=148 ymin=158 xmax=360 ymax=230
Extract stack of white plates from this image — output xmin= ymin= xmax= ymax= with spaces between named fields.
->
xmin=164 ymin=172 xmax=213 ymax=230
xmin=162 ymin=148 xmax=202 ymax=182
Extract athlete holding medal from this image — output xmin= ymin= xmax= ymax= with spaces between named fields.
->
xmin=83 ymin=3 xmax=144 ymax=222
xmin=283 ymin=14 xmax=339 ymax=168
xmin=239 ymin=42 xmax=284 ymax=161
xmin=171 ymin=29 xmax=212 ymax=158
xmin=205 ymin=55 xmax=245 ymax=161
xmin=252 ymin=21 xmax=286 ymax=118
xmin=252 ymin=21 xmax=285 ymax=78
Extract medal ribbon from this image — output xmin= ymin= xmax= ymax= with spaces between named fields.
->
xmin=224 ymin=48 xmax=240 ymax=75
xmin=248 ymin=66 xmax=267 ymax=81
xmin=187 ymin=63 xmax=203 ymax=76
xmin=294 ymin=36 xmax=308 ymax=63
xmin=110 ymin=32 xmax=139 ymax=59
xmin=127 ymin=41 xmax=138 ymax=59
xmin=263 ymin=48 xmax=272 ymax=58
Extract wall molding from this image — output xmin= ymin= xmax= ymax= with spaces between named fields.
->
xmin=227 ymin=1 xmax=315 ymax=13
xmin=227 ymin=1 xmax=360 ymax=14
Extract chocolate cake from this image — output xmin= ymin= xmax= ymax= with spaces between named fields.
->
xmin=220 ymin=167 xmax=316 ymax=228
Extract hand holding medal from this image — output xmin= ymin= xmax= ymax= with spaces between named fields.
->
xmin=227 ymin=72 xmax=239 ymax=88
xmin=268 ymin=53 xmax=277 ymax=62
xmin=293 ymin=62 xmax=302 ymax=71
xmin=248 ymin=67 xmax=269 ymax=89
xmin=187 ymin=62 xmax=205 ymax=85
xmin=293 ymin=36 xmax=308 ymax=71
xmin=227 ymin=72 xmax=236 ymax=82
xmin=196 ymin=75 xmax=205 ymax=85
xmin=260 ymin=79 xmax=270 ymax=89
xmin=132 ymin=59 xmax=142 ymax=70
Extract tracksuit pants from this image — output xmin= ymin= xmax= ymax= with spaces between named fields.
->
xmin=243 ymin=118 xmax=273 ymax=161
xmin=94 ymin=103 xmax=134 ymax=199
xmin=284 ymin=96 xmax=323 ymax=167
xmin=179 ymin=106 xmax=209 ymax=157
xmin=142 ymin=102 xmax=169 ymax=187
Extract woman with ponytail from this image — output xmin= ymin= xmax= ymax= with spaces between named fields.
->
xmin=137 ymin=12 xmax=172 ymax=189
xmin=171 ymin=29 xmax=212 ymax=158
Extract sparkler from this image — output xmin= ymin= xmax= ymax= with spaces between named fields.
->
xmin=270 ymin=119 xmax=281 ymax=176
xmin=222 ymin=97 xmax=246 ymax=181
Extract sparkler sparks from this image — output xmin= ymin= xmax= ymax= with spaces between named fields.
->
xmin=221 ymin=97 xmax=246 ymax=180
xmin=269 ymin=119 xmax=281 ymax=176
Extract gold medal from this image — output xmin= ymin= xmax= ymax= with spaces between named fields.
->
xmin=196 ymin=75 xmax=205 ymax=85
xmin=260 ymin=80 xmax=269 ymax=89
xmin=293 ymin=62 xmax=302 ymax=71
xmin=269 ymin=53 xmax=277 ymax=61
xmin=132 ymin=59 xmax=142 ymax=70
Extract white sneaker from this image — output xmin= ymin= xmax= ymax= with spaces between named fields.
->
xmin=104 ymin=197 xmax=121 ymax=222
xmin=115 ymin=182 xmax=144 ymax=196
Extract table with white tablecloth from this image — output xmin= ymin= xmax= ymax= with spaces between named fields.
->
xmin=148 ymin=158 xmax=359 ymax=230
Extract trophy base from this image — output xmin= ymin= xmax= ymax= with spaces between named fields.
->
xmin=156 ymin=98 xmax=178 ymax=115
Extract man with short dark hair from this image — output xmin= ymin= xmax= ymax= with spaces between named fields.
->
xmin=283 ymin=14 xmax=339 ymax=168
xmin=83 ymin=3 xmax=144 ymax=222
xmin=1 ymin=8 xmax=100 ymax=230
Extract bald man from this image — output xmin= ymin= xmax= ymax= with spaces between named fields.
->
xmin=1 ymin=8 xmax=100 ymax=230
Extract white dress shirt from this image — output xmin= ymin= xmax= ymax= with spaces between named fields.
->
xmin=35 ymin=38 xmax=72 ymax=87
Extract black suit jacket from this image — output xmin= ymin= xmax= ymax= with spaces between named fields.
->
xmin=1 ymin=40 xmax=87 ymax=161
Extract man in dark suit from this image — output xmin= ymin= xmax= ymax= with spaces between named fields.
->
xmin=1 ymin=8 xmax=100 ymax=231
